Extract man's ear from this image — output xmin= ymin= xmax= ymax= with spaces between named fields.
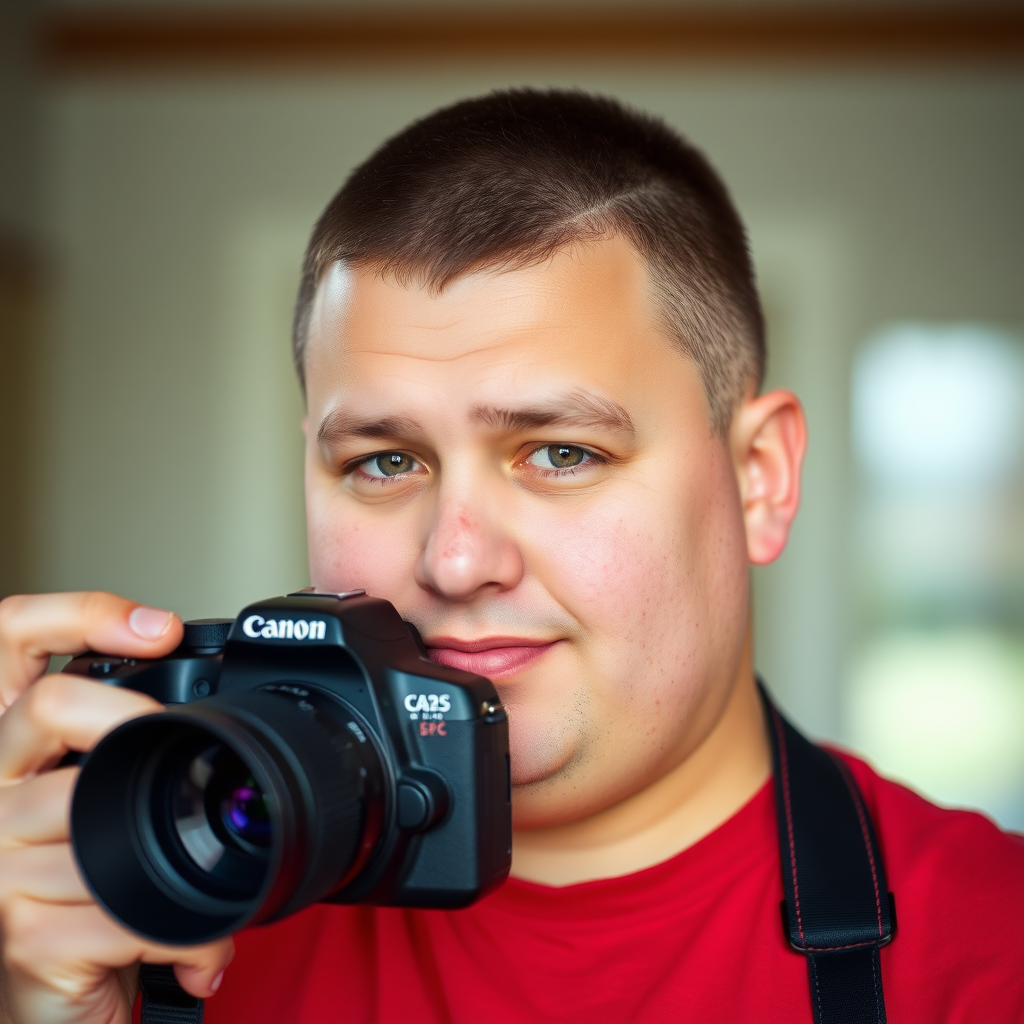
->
xmin=729 ymin=388 xmax=807 ymax=566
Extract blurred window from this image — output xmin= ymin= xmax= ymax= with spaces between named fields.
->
xmin=846 ymin=323 xmax=1024 ymax=830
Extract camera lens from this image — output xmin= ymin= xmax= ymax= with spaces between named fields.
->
xmin=71 ymin=687 xmax=385 ymax=945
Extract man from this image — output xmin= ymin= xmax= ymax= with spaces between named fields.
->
xmin=0 ymin=90 xmax=1021 ymax=1023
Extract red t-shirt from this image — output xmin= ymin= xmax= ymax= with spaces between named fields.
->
xmin=202 ymin=755 xmax=1024 ymax=1023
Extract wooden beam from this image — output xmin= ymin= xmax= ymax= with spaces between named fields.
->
xmin=43 ymin=6 xmax=1024 ymax=72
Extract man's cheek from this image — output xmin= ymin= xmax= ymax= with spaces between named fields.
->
xmin=525 ymin=500 xmax=711 ymax=715
xmin=532 ymin=503 xmax=687 ymax=638
xmin=307 ymin=501 xmax=417 ymax=599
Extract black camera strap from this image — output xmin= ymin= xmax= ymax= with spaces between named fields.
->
xmin=138 ymin=687 xmax=894 ymax=1024
xmin=139 ymin=964 xmax=204 ymax=1024
xmin=760 ymin=682 xmax=896 ymax=1024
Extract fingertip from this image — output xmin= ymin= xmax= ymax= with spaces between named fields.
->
xmin=172 ymin=964 xmax=213 ymax=999
xmin=112 ymin=599 xmax=182 ymax=657
xmin=128 ymin=606 xmax=176 ymax=642
xmin=172 ymin=940 xmax=235 ymax=998
xmin=79 ymin=592 xmax=183 ymax=659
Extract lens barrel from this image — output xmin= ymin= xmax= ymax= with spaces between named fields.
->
xmin=71 ymin=687 xmax=385 ymax=945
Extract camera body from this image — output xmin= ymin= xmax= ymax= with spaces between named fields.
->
xmin=66 ymin=591 xmax=511 ymax=944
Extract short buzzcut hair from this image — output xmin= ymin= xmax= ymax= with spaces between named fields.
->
xmin=292 ymin=88 xmax=764 ymax=433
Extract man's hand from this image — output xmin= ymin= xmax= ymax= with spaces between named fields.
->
xmin=0 ymin=593 xmax=234 ymax=1024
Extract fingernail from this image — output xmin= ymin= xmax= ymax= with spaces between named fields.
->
xmin=210 ymin=969 xmax=225 ymax=993
xmin=128 ymin=606 xmax=173 ymax=640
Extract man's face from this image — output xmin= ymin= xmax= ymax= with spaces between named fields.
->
xmin=303 ymin=235 xmax=751 ymax=829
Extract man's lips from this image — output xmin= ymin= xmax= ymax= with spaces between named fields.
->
xmin=426 ymin=637 xmax=559 ymax=679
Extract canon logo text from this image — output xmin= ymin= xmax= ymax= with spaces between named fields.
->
xmin=242 ymin=615 xmax=327 ymax=641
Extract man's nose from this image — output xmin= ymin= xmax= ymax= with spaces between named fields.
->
xmin=414 ymin=489 xmax=524 ymax=601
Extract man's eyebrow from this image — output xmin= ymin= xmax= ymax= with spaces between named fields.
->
xmin=470 ymin=390 xmax=635 ymax=437
xmin=316 ymin=391 xmax=635 ymax=451
xmin=317 ymin=412 xmax=423 ymax=450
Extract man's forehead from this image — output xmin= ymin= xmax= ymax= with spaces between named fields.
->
xmin=300 ymin=235 xmax=712 ymax=439
xmin=305 ymin=235 xmax=658 ymax=366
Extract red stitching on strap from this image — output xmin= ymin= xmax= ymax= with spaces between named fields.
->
xmin=803 ymin=938 xmax=882 ymax=952
xmin=772 ymin=706 xmax=805 ymax=947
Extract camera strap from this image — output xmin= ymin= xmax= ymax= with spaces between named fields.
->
xmin=760 ymin=682 xmax=896 ymax=1024
xmin=139 ymin=964 xmax=204 ymax=1024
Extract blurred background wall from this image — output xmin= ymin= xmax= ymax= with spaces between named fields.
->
xmin=2 ymin=0 xmax=1022 ymax=826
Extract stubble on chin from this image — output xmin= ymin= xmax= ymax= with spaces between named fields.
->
xmin=506 ymin=684 xmax=589 ymax=776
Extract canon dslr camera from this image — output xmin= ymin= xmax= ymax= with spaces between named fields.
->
xmin=66 ymin=591 xmax=512 ymax=946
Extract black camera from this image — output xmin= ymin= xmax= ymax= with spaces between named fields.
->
xmin=65 ymin=591 xmax=511 ymax=946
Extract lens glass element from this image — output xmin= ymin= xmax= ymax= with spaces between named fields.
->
xmin=218 ymin=774 xmax=271 ymax=849
xmin=169 ymin=745 xmax=271 ymax=884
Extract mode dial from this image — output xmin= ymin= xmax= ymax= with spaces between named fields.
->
xmin=183 ymin=618 xmax=233 ymax=651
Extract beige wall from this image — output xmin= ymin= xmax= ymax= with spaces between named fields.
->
xmin=20 ymin=64 xmax=1024 ymax=745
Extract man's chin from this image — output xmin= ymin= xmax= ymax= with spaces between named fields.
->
xmin=505 ymin=714 xmax=581 ymax=790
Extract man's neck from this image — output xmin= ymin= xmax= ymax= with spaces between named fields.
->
xmin=510 ymin=626 xmax=769 ymax=887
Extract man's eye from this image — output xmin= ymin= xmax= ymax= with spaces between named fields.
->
xmin=525 ymin=445 xmax=594 ymax=471
xmin=359 ymin=452 xmax=422 ymax=478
